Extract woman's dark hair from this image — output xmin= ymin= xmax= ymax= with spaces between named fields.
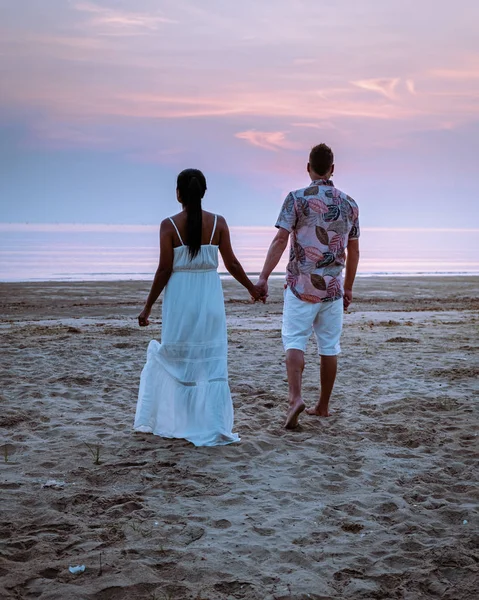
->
xmin=176 ymin=168 xmax=207 ymax=259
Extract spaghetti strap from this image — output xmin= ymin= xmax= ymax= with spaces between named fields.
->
xmin=169 ymin=217 xmax=184 ymax=245
xmin=210 ymin=214 xmax=218 ymax=244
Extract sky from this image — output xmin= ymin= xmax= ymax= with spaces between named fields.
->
xmin=0 ymin=0 xmax=478 ymax=227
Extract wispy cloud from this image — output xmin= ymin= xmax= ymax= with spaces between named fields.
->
xmin=235 ymin=130 xmax=298 ymax=152
xmin=406 ymin=79 xmax=416 ymax=95
xmin=352 ymin=77 xmax=400 ymax=99
xmin=291 ymin=121 xmax=338 ymax=131
xmin=92 ymin=86 xmax=424 ymax=121
xmin=73 ymin=1 xmax=176 ymax=35
xmin=111 ymin=93 xmax=244 ymax=118
xmin=0 ymin=81 xmax=428 ymax=123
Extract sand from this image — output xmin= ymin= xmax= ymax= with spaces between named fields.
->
xmin=0 ymin=276 xmax=478 ymax=600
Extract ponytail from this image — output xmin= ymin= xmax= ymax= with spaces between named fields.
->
xmin=176 ymin=169 xmax=207 ymax=259
xmin=185 ymin=177 xmax=202 ymax=259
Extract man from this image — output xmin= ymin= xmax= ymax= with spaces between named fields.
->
xmin=256 ymin=144 xmax=360 ymax=429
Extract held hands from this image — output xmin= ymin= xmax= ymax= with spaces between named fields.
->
xmin=138 ymin=305 xmax=151 ymax=327
xmin=250 ymin=292 xmax=260 ymax=303
xmin=249 ymin=285 xmax=265 ymax=303
xmin=250 ymin=278 xmax=268 ymax=304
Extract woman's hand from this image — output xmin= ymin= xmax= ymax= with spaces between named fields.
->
xmin=138 ymin=305 xmax=151 ymax=327
xmin=249 ymin=285 xmax=266 ymax=303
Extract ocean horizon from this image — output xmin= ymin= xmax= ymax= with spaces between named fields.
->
xmin=1 ymin=223 xmax=478 ymax=282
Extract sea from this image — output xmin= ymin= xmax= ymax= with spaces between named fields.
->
xmin=0 ymin=224 xmax=478 ymax=282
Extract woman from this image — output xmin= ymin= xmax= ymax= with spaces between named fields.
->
xmin=134 ymin=168 xmax=261 ymax=446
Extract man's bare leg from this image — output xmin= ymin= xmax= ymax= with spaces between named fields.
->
xmin=284 ymin=349 xmax=306 ymax=429
xmin=306 ymin=355 xmax=337 ymax=417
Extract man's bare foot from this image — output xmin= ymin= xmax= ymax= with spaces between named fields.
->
xmin=285 ymin=399 xmax=306 ymax=429
xmin=306 ymin=406 xmax=330 ymax=417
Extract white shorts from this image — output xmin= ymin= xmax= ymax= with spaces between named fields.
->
xmin=282 ymin=287 xmax=343 ymax=355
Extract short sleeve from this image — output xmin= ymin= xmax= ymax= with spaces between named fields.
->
xmin=275 ymin=192 xmax=297 ymax=233
xmin=348 ymin=200 xmax=360 ymax=240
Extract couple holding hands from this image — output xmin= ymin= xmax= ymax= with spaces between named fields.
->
xmin=134 ymin=143 xmax=360 ymax=447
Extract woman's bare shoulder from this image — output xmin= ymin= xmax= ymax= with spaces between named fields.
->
xmin=161 ymin=212 xmax=184 ymax=225
xmin=159 ymin=217 xmax=177 ymax=233
xmin=214 ymin=214 xmax=228 ymax=228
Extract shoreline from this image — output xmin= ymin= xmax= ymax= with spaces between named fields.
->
xmin=2 ymin=272 xmax=479 ymax=284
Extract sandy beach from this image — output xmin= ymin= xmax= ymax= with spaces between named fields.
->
xmin=0 ymin=276 xmax=478 ymax=600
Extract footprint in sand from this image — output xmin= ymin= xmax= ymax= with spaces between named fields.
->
xmin=38 ymin=567 xmax=60 ymax=579
xmin=211 ymin=519 xmax=232 ymax=529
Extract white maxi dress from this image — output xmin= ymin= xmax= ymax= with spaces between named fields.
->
xmin=134 ymin=216 xmax=240 ymax=446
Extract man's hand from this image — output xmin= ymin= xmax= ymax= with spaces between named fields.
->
xmin=138 ymin=305 xmax=151 ymax=327
xmin=255 ymin=278 xmax=269 ymax=303
xmin=343 ymin=289 xmax=353 ymax=311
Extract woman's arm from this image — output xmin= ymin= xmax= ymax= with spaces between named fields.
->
xmin=218 ymin=216 xmax=262 ymax=301
xmin=138 ymin=220 xmax=174 ymax=326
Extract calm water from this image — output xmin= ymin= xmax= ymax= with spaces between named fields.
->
xmin=0 ymin=224 xmax=478 ymax=281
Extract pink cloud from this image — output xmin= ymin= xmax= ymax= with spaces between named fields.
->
xmin=352 ymin=78 xmax=400 ymax=99
xmin=406 ymin=79 xmax=416 ymax=95
xmin=1 ymin=1 xmax=478 ymax=164
xmin=73 ymin=2 xmax=176 ymax=34
xmin=0 ymin=78 xmax=444 ymax=125
xmin=235 ymin=130 xmax=298 ymax=152
xmin=96 ymin=90 xmax=421 ymax=121
xmin=291 ymin=121 xmax=339 ymax=131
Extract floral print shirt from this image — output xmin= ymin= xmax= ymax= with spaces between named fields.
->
xmin=275 ymin=179 xmax=360 ymax=303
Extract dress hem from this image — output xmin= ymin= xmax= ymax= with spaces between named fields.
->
xmin=133 ymin=425 xmax=240 ymax=447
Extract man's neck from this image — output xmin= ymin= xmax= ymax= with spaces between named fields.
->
xmin=310 ymin=173 xmax=331 ymax=181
